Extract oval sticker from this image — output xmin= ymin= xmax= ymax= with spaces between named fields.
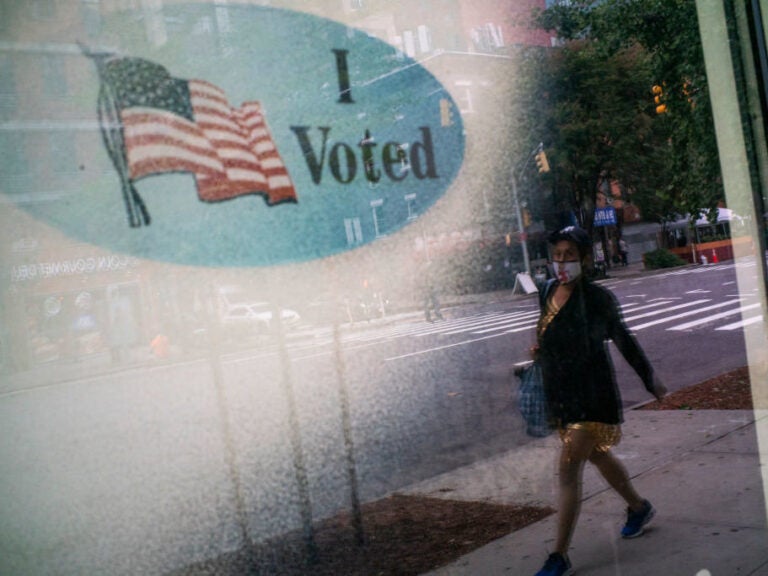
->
xmin=7 ymin=5 xmax=464 ymax=267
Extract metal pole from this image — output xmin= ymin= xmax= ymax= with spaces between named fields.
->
xmin=272 ymin=300 xmax=318 ymax=563
xmin=511 ymin=142 xmax=543 ymax=277
xmin=205 ymin=285 xmax=256 ymax=571
xmin=332 ymin=319 xmax=365 ymax=545
xmin=511 ymin=172 xmax=531 ymax=276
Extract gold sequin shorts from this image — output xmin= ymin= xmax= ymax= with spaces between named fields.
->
xmin=558 ymin=422 xmax=622 ymax=453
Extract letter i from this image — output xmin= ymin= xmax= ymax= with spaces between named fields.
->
xmin=333 ymin=49 xmax=354 ymax=104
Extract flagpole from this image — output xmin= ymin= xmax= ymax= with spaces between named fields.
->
xmin=96 ymin=79 xmax=139 ymax=227
xmin=84 ymin=45 xmax=150 ymax=227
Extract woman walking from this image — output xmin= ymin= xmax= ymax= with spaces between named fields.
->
xmin=533 ymin=226 xmax=667 ymax=576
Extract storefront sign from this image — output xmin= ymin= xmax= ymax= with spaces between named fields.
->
xmin=10 ymin=256 xmax=138 ymax=282
xmin=594 ymin=207 xmax=617 ymax=227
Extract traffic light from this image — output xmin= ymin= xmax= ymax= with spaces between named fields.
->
xmin=652 ymin=84 xmax=667 ymax=114
xmin=683 ymin=79 xmax=695 ymax=109
xmin=439 ymin=98 xmax=454 ymax=127
xmin=535 ymin=149 xmax=550 ymax=173
xmin=523 ymin=208 xmax=531 ymax=228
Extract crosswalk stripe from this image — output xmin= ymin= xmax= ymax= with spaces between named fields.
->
xmin=470 ymin=318 xmax=540 ymax=334
xmin=403 ymin=313 xmax=506 ymax=337
xmin=668 ymin=303 xmax=761 ymax=331
xmin=690 ymin=264 xmax=732 ymax=273
xmin=716 ymin=314 xmax=764 ymax=331
xmin=623 ymin=299 xmax=710 ymax=322
xmin=631 ymin=299 xmax=743 ymax=330
xmin=620 ymin=300 xmax=675 ymax=313
xmin=439 ymin=311 xmax=539 ymax=335
xmin=656 ymin=262 xmax=740 ymax=277
xmin=504 ymin=322 xmax=541 ymax=334
xmin=340 ymin=310 xmax=538 ymax=343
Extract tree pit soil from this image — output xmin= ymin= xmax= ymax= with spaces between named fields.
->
xmin=638 ymin=366 xmax=753 ymax=410
xmin=174 ymin=367 xmax=754 ymax=576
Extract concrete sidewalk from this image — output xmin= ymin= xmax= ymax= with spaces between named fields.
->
xmin=403 ymin=409 xmax=768 ymax=575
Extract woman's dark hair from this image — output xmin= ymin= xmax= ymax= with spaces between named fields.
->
xmin=548 ymin=226 xmax=592 ymax=257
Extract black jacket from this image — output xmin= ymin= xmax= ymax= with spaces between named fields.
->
xmin=536 ymin=278 xmax=655 ymax=426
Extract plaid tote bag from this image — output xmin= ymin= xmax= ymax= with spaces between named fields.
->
xmin=516 ymin=362 xmax=552 ymax=437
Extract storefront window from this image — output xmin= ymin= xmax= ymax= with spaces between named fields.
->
xmin=1 ymin=1 xmax=766 ymax=575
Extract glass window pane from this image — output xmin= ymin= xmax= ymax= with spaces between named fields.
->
xmin=0 ymin=2 xmax=766 ymax=575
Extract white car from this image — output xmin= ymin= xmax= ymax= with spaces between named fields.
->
xmin=220 ymin=302 xmax=301 ymax=334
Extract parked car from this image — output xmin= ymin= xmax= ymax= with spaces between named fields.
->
xmin=220 ymin=302 xmax=301 ymax=335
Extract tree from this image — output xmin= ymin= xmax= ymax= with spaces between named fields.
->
xmin=516 ymin=39 xmax=661 ymax=235
xmin=524 ymin=0 xmax=723 ymax=233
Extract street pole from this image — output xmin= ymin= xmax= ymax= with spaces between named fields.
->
xmin=510 ymin=173 xmax=531 ymax=276
xmin=512 ymin=142 xmax=543 ymax=277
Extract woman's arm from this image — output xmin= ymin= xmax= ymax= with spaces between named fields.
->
xmin=603 ymin=289 xmax=666 ymax=400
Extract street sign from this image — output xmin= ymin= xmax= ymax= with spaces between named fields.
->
xmin=594 ymin=207 xmax=617 ymax=227
xmin=512 ymin=272 xmax=538 ymax=294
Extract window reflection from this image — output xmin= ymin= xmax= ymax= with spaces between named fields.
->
xmin=0 ymin=2 xmax=765 ymax=575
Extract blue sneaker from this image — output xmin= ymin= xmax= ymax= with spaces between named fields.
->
xmin=621 ymin=499 xmax=655 ymax=538
xmin=534 ymin=552 xmax=573 ymax=576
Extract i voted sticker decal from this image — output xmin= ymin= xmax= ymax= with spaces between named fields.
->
xmin=7 ymin=5 xmax=465 ymax=267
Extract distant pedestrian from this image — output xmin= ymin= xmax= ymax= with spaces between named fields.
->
xmin=593 ymin=243 xmax=606 ymax=278
xmin=532 ymin=226 xmax=667 ymax=576
xmin=150 ymin=332 xmax=170 ymax=359
xmin=618 ymin=237 xmax=629 ymax=266
xmin=419 ymin=260 xmax=443 ymax=323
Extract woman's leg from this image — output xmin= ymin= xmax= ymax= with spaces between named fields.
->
xmin=554 ymin=428 xmax=597 ymax=554
xmin=588 ymin=449 xmax=645 ymax=511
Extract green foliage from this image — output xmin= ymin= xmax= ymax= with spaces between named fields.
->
xmin=643 ymin=248 xmax=687 ymax=269
xmin=521 ymin=0 xmax=723 ymax=231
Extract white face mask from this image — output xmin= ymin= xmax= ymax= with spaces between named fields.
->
xmin=553 ymin=260 xmax=582 ymax=284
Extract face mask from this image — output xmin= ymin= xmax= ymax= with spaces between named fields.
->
xmin=553 ymin=260 xmax=582 ymax=284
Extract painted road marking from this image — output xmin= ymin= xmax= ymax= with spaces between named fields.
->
xmin=630 ymin=299 xmax=743 ymax=331
xmin=623 ymin=299 xmax=711 ymax=322
xmin=669 ymin=303 xmax=761 ymax=331
xmin=716 ymin=314 xmax=765 ymax=331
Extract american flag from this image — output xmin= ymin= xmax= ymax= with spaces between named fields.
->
xmin=100 ymin=57 xmax=296 ymax=212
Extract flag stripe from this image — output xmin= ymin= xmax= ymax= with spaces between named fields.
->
xmin=227 ymin=168 xmax=268 ymax=183
xmin=260 ymin=157 xmax=287 ymax=170
xmin=268 ymin=175 xmax=294 ymax=189
xmin=121 ymin=108 xmax=226 ymax=179
xmin=191 ymin=97 xmax=232 ymax=117
xmin=196 ymin=176 xmax=296 ymax=203
xmin=194 ymin=111 xmax=242 ymax=132
xmin=128 ymin=143 xmax=224 ymax=173
xmin=126 ymin=138 xmax=225 ymax=172
xmin=123 ymin=110 xmax=219 ymax=153
xmin=190 ymin=79 xmax=228 ymax=102
xmin=203 ymin=129 xmax=252 ymax=147
xmin=217 ymin=148 xmax=263 ymax=163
